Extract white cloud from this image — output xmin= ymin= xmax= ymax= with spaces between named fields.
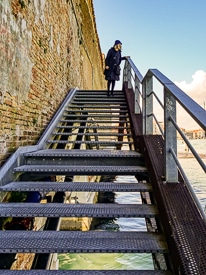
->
xmin=175 ymin=70 xmax=206 ymax=107
xmin=175 ymin=70 xmax=206 ymax=130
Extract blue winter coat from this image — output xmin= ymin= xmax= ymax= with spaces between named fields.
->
xmin=104 ymin=47 xmax=124 ymax=81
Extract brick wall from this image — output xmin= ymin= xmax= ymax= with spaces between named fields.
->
xmin=0 ymin=0 xmax=106 ymax=166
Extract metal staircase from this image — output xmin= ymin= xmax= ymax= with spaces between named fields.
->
xmin=0 ymin=89 xmax=172 ymax=273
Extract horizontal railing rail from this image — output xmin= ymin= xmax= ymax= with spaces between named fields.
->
xmin=123 ymin=58 xmax=206 ymax=221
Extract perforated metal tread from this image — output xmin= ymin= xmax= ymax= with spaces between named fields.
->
xmin=47 ymin=140 xmax=133 ymax=145
xmin=71 ymin=99 xmax=126 ymax=102
xmin=68 ymin=102 xmax=127 ymax=110
xmin=25 ymin=149 xmax=141 ymax=158
xmin=64 ymin=112 xmax=129 ymax=116
xmin=75 ymin=93 xmax=125 ymax=96
xmin=59 ymin=119 xmax=128 ymax=123
xmin=75 ymin=94 xmax=125 ymax=97
xmin=0 ymin=181 xmax=152 ymax=192
xmin=56 ymin=125 xmax=131 ymax=130
xmin=52 ymin=132 xmax=133 ymax=137
xmin=74 ymin=91 xmax=125 ymax=95
xmin=14 ymin=165 xmax=147 ymax=175
xmin=74 ymin=92 xmax=125 ymax=95
xmin=71 ymin=100 xmax=127 ymax=104
xmin=64 ymin=113 xmax=129 ymax=118
xmin=0 ymin=270 xmax=173 ymax=274
xmin=0 ymin=231 xmax=168 ymax=253
xmin=74 ymin=95 xmax=126 ymax=98
xmin=65 ymin=109 xmax=128 ymax=113
xmin=0 ymin=203 xmax=158 ymax=218
xmin=24 ymin=150 xmax=143 ymax=166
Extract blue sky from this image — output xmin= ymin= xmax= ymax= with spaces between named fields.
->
xmin=93 ymin=0 xmax=206 ymax=83
xmin=93 ymin=0 xmax=206 ymax=128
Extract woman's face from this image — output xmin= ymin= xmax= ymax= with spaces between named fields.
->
xmin=117 ymin=43 xmax=122 ymax=50
xmin=114 ymin=43 xmax=122 ymax=51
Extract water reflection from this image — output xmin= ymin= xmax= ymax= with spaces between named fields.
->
xmin=59 ymin=253 xmax=153 ymax=270
xmin=58 ymin=175 xmax=154 ymax=270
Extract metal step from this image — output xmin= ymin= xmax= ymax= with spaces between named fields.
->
xmin=0 ymin=203 xmax=158 ymax=218
xmin=74 ymin=94 xmax=126 ymax=98
xmin=64 ymin=113 xmax=130 ymax=118
xmin=24 ymin=149 xmax=141 ymax=158
xmin=67 ymin=105 xmax=128 ymax=109
xmin=71 ymin=100 xmax=127 ymax=104
xmin=75 ymin=91 xmax=124 ymax=95
xmin=0 ymin=231 xmax=168 ymax=253
xmin=65 ymin=109 xmax=128 ymax=113
xmin=73 ymin=98 xmax=127 ymax=101
xmin=0 ymin=271 xmax=173 ymax=275
xmin=14 ymin=165 xmax=147 ymax=175
xmin=75 ymin=92 xmax=125 ymax=96
xmin=52 ymin=132 xmax=133 ymax=137
xmin=56 ymin=125 xmax=131 ymax=129
xmin=47 ymin=140 xmax=133 ymax=146
xmin=0 ymin=181 xmax=152 ymax=192
xmin=59 ymin=119 xmax=129 ymax=123
xmin=23 ymin=149 xmax=144 ymax=166
xmin=73 ymin=97 xmax=126 ymax=101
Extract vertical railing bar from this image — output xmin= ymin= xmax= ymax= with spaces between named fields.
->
xmin=150 ymin=91 xmax=164 ymax=109
xmin=127 ymin=63 xmax=132 ymax=89
xmin=142 ymin=76 xmax=153 ymax=134
xmin=169 ymin=116 xmax=206 ymax=173
xmin=134 ymin=74 xmax=141 ymax=114
xmin=153 ymin=114 xmax=164 ymax=136
xmin=164 ymin=88 xmax=178 ymax=182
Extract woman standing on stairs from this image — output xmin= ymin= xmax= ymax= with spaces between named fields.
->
xmin=104 ymin=40 xmax=127 ymax=96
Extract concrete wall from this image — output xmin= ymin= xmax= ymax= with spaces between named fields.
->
xmin=0 ymin=0 xmax=106 ymax=166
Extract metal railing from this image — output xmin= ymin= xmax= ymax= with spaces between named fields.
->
xmin=0 ymin=88 xmax=77 ymax=189
xmin=123 ymin=58 xmax=206 ymax=220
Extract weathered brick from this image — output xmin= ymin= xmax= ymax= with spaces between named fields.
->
xmin=0 ymin=0 xmax=106 ymax=165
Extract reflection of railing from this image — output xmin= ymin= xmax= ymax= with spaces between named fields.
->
xmin=123 ymin=58 xmax=206 ymax=221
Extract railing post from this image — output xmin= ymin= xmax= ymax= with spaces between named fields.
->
xmin=127 ymin=63 xmax=132 ymax=89
xmin=164 ymin=88 xmax=178 ymax=182
xmin=142 ymin=75 xmax=153 ymax=134
xmin=134 ymin=75 xmax=141 ymax=114
xmin=123 ymin=60 xmax=132 ymax=89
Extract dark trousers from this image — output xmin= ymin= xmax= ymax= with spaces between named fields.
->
xmin=107 ymin=80 xmax=115 ymax=93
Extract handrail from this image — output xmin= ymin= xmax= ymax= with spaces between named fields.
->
xmin=123 ymin=58 xmax=206 ymax=220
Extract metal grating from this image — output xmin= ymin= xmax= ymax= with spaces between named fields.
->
xmin=47 ymin=140 xmax=133 ymax=145
xmin=63 ymin=113 xmax=130 ymax=118
xmin=14 ymin=165 xmax=147 ymax=175
xmin=70 ymin=101 xmax=127 ymax=104
xmin=56 ymin=125 xmax=131 ymax=129
xmin=0 ymin=231 xmax=168 ymax=253
xmin=59 ymin=119 xmax=128 ymax=123
xmin=65 ymin=109 xmax=128 ymax=113
xmin=0 ymin=270 xmax=173 ymax=274
xmin=0 ymin=181 xmax=152 ymax=192
xmin=52 ymin=132 xmax=133 ymax=137
xmin=25 ymin=149 xmax=141 ymax=158
xmin=0 ymin=203 xmax=158 ymax=218
xmin=68 ymin=105 xmax=128 ymax=109
xmin=142 ymin=135 xmax=206 ymax=274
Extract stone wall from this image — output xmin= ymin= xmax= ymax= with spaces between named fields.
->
xmin=0 ymin=0 xmax=106 ymax=166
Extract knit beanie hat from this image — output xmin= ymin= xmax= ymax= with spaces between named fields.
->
xmin=114 ymin=40 xmax=122 ymax=45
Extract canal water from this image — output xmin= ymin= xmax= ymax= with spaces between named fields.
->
xmin=58 ymin=139 xmax=206 ymax=270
